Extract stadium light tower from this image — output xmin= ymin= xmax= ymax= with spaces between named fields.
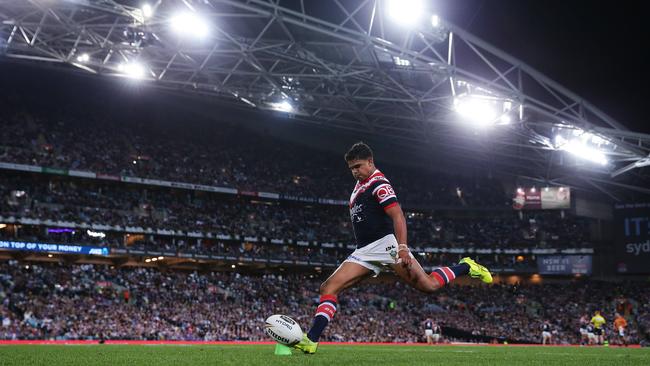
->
xmin=387 ymin=0 xmax=424 ymax=26
xmin=170 ymin=12 xmax=210 ymax=39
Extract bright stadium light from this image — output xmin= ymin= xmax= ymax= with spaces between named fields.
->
xmin=393 ymin=56 xmax=411 ymax=67
xmin=453 ymin=96 xmax=497 ymax=126
xmin=118 ymin=62 xmax=146 ymax=79
xmin=431 ymin=14 xmax=440 ymax=27
xmin=277 ymin=100 xmax=293 ymax=112
xmin=76 ymin=53 xmax=89 ymax=63
xmin=554 ymin=135 xmax=608 ymax=165
xmin=141 ymin=3 xmax=153 ymax=18
xmin=171 ymin=12 xmax=209 ymax=39
xmin=269 ymin=99 xmax=293 ymax=113
xmin=387 ymin=0 xmax=424 ymax=26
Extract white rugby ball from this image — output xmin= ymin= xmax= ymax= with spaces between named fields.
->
xmin=264 ymin=314 xmax=302 ymax=345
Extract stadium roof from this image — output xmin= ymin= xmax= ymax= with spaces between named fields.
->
xmin=1 ymin=0 xmax=649 ymax=200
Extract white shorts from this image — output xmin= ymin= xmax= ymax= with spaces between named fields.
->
xmin=542 ymin=331 xmax=551 ymax=338
xmin=619 ymin=327 xmax=625 ymax=337
xmin=425 ymin=329 xmax=433 ymax=337
xmin=587 ymin=333 xmax=596 ymax=340
xmin=432 ymin=334 xmax=441 ymax=342
xmin=580 ymin=328 xmax=588 ymax=335
xmin=344 ymin=234 xmax=414 ymax=276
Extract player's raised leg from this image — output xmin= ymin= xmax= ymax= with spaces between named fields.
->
xmin=391 ymin=255 xmax=491 ymax=293
xmin=294 ymin=261 xmax=372 ymax=354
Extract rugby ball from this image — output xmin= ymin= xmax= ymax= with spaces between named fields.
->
xmin=264 ymin=314 xmax=302 ymax=345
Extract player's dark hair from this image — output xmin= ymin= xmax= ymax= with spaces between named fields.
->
xmin=345 ymin=142 xmax=373 ymax=161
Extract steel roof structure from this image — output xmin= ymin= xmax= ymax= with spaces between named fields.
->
xmin=1 ymin=0 xmax=649 ymax=200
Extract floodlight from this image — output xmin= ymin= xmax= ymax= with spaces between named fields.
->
xmin=387 ymin=0 xmax=424 ymax=26
xmin=454 ymin=96 xmax=497 ymax=126
xmin=270 ymin=100 xmax=293 ymax=113
xmin=76 ymin=53 xmax=89 ymax=63
xmin=118 ymin=62 xmax=146 ymax=79
xmin=171 ymin=12 xmax=209 ymax=39
xmin=393 ymin=56 xmax=411 ymax=67
xmin=554 ymin=135 xmax=608 ymax=165
xmin=431 ymin=14 xmax=440 ymax=27
xmin=141 ymin=4 xmax=153 ymax=18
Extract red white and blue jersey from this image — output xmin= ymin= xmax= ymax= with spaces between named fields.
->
xmin=349 ymin=169 xmax=399 ymax=247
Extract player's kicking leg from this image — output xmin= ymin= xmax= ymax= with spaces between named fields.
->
xmin=293 ymin=261 xmax=372 ymax=354
xmin=391 ymin=256 xmax=492 ymax=293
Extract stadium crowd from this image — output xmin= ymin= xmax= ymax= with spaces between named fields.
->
xmin=0 ymin=173 xmax=593 ymax=251
xmin=0 ymin=261 xmax=646 ymax=344
xmin=0 ymin=106 xmax=509 ymax=208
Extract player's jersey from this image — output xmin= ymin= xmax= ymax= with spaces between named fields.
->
xmin=432 ymin=325 xmax=441 ymax=335
xmin=586 ymin=324 xmax=594 ymax=333
xmin=614 ymin=316 xmax=627 ymax=330
xmin=591 ymin=315 xmax=606 ymax=329
xmin=541 ymin=324 xmax=551 ymax=332
xmin=349 ymin=169 xmax=398 ymax=247
xmin=424 ymin=320 xmax=433 ymax=330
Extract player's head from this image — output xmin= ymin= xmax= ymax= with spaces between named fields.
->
xmin=594 ymin=310 xmax=600 ymax=315
xmin=345 ymin=142 xmax=375 ymax=181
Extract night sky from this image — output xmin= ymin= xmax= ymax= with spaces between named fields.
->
xmin=440 ymin=0 xmax=649 ymax=133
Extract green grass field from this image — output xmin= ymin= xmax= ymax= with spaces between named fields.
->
xmin=0 ymin=344 xmax=648 ymax=366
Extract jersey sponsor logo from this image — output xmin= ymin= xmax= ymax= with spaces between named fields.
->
xmin=375 ymin=185 xmax=395 ymax=200
xmin=350 ymin=203 xmax=364 ymax=223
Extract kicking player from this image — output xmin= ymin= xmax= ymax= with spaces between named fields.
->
xmin=294 ymin=142 xmax=492 ymax=354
